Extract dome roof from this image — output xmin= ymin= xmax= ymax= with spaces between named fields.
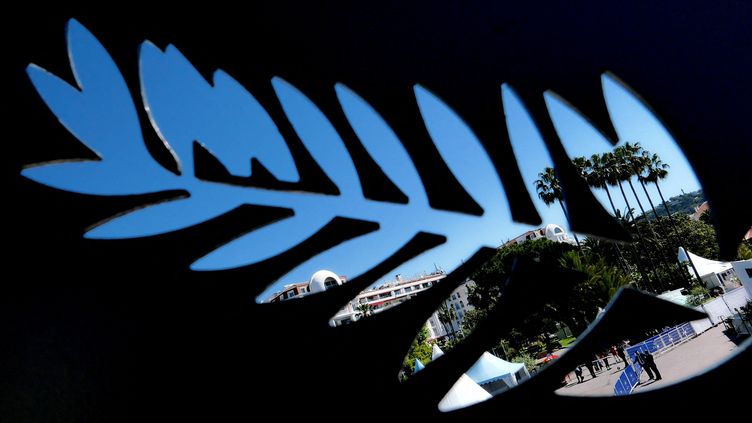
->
xmin=308 ymin=270 xmax=343 ymax=293
xmin=544 ymin=223 xmax=566 ymax=240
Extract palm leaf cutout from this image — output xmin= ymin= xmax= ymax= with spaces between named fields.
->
xmin=22 ymin=19 xmax=718 ymax=406
xmin=23 ymin=19 xmax=511 ymax=282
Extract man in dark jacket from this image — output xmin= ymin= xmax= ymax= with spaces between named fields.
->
xmin=635 ymin=351 xmax=655 ymax=380
xmin=642 ymin=350 xmax=662 ymax=380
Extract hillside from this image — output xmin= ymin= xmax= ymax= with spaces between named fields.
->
xmin=645 ymin=189 xmax=705 ymax=218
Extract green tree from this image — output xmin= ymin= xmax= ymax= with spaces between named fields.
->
xmin=463 ymin=238 xmax=627 ymax=351
xmin=511 ymin=353 xmax=538 ymax=372
xmin=437 ymin=301 xmax=458 ymax=338
xmin=687 ymin=284 xmax=710 ymax=306
xmin=738 ymin=243 xmax=752 ymax=260
xmin=357 ymin=302 xmax=373 ymax=318
xmin=534 ymin=167 xmax=581 ymax=248
xmin=586 ymin=214 xmax=721 ymax=292
xmin=403 ymin=325 xmax=433 ymax=376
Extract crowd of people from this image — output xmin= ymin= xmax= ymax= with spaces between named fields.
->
xmin=572 ymin=343 xmax=661 ymax=384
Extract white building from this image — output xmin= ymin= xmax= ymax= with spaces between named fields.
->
xmin=264 ymin=269 xmax=477 ymax=332
xmin=331 ymin=271 xmax=447 ymax=325
xmin=426 ymin=281 xmax=476 ymax=340
xmin=732 ymin=260 xmax=752 ymax=299
xmin=265 ymin=270 xmax=346 ymax=303
xmin=504 ymin=223 xmax=576 ymax=247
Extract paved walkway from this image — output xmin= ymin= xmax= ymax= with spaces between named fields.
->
xmin=555 ymin=325 xmax=740 ymax=397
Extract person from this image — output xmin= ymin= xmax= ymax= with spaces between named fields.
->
xmin=616 ymin=344 xmax=628 ymax=365
xmin=574 ymin=365 xmax=584 ymax=383
xmin=634 ymin=351 xmax=654 ymax=381
xmin=642 ymin=350 xmax=662 ymax=380
xmin=601 ymin=352 xmax=611 ymax=370
xmin=610 ymin=345 xmax=619 ymax=361
xmin=584 ymin=360 xmax=596 ymax=379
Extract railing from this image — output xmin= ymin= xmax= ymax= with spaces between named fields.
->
xmin=613 ymin=322 xmax=696 ymax=396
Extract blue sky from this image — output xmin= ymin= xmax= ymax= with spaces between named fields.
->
xmin=24 ymin=20 xmax=700 ymax=301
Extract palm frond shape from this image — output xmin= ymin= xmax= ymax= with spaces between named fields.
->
xmin=23 ymin=20 xmax=512 ymax=278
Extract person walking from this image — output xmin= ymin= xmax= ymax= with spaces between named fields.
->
xmin=610 ymin=346 xmax=619 ymax=362
xmin=574 ymin=365 xmax=584 ymax=383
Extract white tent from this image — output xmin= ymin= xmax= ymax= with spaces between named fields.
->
xmin=438 ymin=373 xmax=492 ymax=412
xmin=679 ymin=248 xmax=733 ymax=276
xmin=466 ymin=352 xmax=529 ymax=393
xmin=413 ymin=358 xmax=425 ymax=374
xmin=432 ymin=344 xmax=445 ymax=360
xmin=679 ymin=247 xmax=739 ymax=290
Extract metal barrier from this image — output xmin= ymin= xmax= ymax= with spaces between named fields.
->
xmin=614 ymin=322 xmax=696 ymax=395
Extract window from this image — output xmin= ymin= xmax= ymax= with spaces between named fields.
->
xmin=554 ymin=227 xmax=563 ymax=234
xmin=746 ymin=268 xmax=752 ymax=278
xmin=460 ymin=300 xmax=465 ymax=308
xmin=455 ymin=303 xmax=460 ymax=310
xmin=324 ymin=277 xmax=339 ymax=289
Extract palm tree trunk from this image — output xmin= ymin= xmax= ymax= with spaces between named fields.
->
xmin=603 ymin=184 xmax=618 ymax=216
xmin=628 ymin=178 xmax=677 ymax=290
xmin=655 ymin=181 xmax=672 ymax=217
xmin=640 ymin=179 xmax=689 ymax=288
xmin=602 ymin=183 xmax=630 ymax=275
xmin=618 ymin=180 xmax=659 ymax=292
xmin=639 ymin=179 xmax=661 ymax=221
xmin=557 ymin=199 xmax=581 ymax=248
xmin=654 ymin=181 xmax=691 ymax=287
xmin=654 ymin=181 xmax=682 ymax=236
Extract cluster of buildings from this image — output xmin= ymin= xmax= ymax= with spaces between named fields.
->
xmin=265 ymin=223 xmax=580 ymax=340
xmin=264 ymin=268 xmax=473 ymax=339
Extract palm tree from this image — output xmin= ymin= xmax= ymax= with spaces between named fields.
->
xmin=357 ymin=302 xmax=373 ymax=318
xmin=635 ymin=150 xmax=663 ymax=221
xmin=588 ymin=153 xmax=620 ymax=216
xmin=437 ymin=301 xmax=457 ymax=339
xmin=572 ymin=156 xmax=629 ymax=274
xmin=638 ymin=150 xmax=692 ymax=288
xmin=642 ymin=152 xmax=679 ymax=231
xmin=620 ymin=143 xmax=654 ymax=224
xmin=611 ymin=148 xmax=663 ymax=292
xmin=534 ymin=167 xmax=581 ymax=248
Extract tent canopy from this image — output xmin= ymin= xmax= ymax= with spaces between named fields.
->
xmin=679 ymin=248 xmax=733 ymax=277
xmin=413 ymin=358 xmax=425 ymax=374
xmin=466 ymin=352 xmax=526 ymax=386
xmin=438 ymin=373 xmax=492 ymax=412
xmin=432 ymin=344 xmax=445 ymax=360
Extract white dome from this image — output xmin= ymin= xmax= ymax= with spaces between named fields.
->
xmin=544 ymin=223 xmax=566 ymax=241
xmin=308 ymin=270 xmax=343 ymax=293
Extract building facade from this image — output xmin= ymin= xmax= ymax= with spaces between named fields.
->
xmin=503 ymin=223 xmax=576 ymax=247
xmin=264 ymin=269 xmax=477 ymax=332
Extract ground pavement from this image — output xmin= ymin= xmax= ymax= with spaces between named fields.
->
xmin=554 ymin=324 xmax=741 ymax=397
